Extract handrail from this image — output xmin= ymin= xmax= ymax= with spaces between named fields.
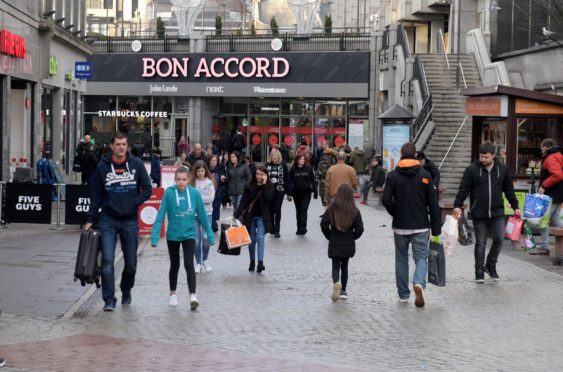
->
xmin=414 ymin=55 xmax=430 ymax=100
xmin=413 ymin=101 xmax=436 ymax=144
xmin=458 ymin=61 xmax=467 ymax=88
xmin=469 ymin=31 xmax=502 ymax=85
xmin=439 ymin=116 xmax=469 ymax=170
xmin=397 ymin=24 xmax=411 ymax=59
xmin=437 ymin=29 xmax=450 ymax=70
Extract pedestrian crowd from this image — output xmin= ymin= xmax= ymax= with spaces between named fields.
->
xmin=78 ymin=130 xmax=562 ymax=314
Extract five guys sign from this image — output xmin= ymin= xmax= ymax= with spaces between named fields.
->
xmin=0 ymin=29 xmax=27 ymax=58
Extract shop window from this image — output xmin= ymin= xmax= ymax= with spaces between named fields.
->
xmin=84 ymin=114 xmax=115 ymax=146
xmin=314 ymin=117 xmax=346 ymax=149
xmin=250 ymin=98 xmax=280 ymax=115
xmin=315 ymin=100 xmax=346 ymax=117
xmin=348 ymin=100 xmax=369 ymax=116
xmin=85 ymin=95 xmax=116 ymax=112
xmin=481 ymin=119 xmax=507 ymax=163
xmin=249 ymin=117 xmax=279 ymax=163
xmin=516 ymin=117 xmax=563 ymax=175
xmin=153 ymin=96 xmax=173 ymax=150
xmin=219 ymin=97 xmax=248 ymax=115
xmin=281 ymin=99 xmax=314 ymax=115
xmin=280 ymin=117 xmax=313 ymax=159
xmin=117 ymin=96 xmax=152 ymax=153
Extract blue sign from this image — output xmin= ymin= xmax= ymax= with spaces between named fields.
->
xmin=75 ymin=61 xmax=92 ymax=79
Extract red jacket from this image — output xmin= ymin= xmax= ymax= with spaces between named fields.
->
xmin=541 ymin=147 xmax=563 ymax=203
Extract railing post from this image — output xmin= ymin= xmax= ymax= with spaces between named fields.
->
xmin=229 ymin=34 xmax=234 ymax=52
xmin=51 ymin=183 xmax=64 ymax=230
xmin=0 ymin=182 xmax=4 ymax=226
xmin=339 ymin=32 xmax=344 ymax=51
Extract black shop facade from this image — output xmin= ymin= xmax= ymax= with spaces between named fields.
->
xmin=85 ymin=51 xmax=370 ymax=162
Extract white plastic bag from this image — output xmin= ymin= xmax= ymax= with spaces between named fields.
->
xmin=441 ymin=215 xmax=458 ymax=256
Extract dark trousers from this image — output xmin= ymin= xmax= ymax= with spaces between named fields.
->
xmin=272 ymin=192 xmax=285 ymax=234
xmin=167 ymin=239 xmax=196 ymax=294
xmin=294 ymin=193 xmax=311 ymax=231
xmin=99 ymin=213 xmax=139 ymax=303
xmin=473 ymin=216 xmax=505 ymax=271
xmin=211 ymin=188 xmax=225 ymax=231
xmin=332 ymin=257 xmax=350 ymax=291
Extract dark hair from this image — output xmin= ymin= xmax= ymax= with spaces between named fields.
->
xmin=190 ymin=160 xmax=216 ymax=188
xmin=111 ymin=132 xmax=128 ymax=144
xmin=231 ymin=151 xmax=242 ymax=165
xmin=400 ymin=142 xmax=416 ymax=159
xmin=209 ymin=154 xmax=219 ymax=164
xmin=541 ymin=138 xmax=557 ymax=148
xmin=415 ymin=151 xmax=426 ymax=160
xmin=478 ymin=141 xmax=496 ymax=155
xmin=327 ymin=184 xmax=359 ymax=232
xmin=252 ymin=164 xmax=272 ymax=188
xmin=293 ymin=154 xmax=306 ymax=168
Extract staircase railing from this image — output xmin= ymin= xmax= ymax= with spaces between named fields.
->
xmin=438 ymin=116 xmax=469 ymax=170
xmin=412 ymin=98 xmax=436 ymax=144
xmin=458 ymin=61 xmax=467 ymax=89
xmin=437 ymin=29 xmax=450 ymax=70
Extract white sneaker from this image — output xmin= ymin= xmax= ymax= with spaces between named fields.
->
xmin=195 ymin=264 xmax=201 ymax=274
xmin=190 ymin=294 xmax=199 ymax=310
xmin=169 ymin=294 xmax=178 ymax=307
xmin=202 ymin=260 xmax=212 ymax=272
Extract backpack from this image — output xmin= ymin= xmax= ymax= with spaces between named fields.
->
xmin=317 ymin=154 xmax=336 ymax=178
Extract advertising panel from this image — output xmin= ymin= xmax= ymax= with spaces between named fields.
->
xmin=138 ymin=188 xmax=165 ymax=237
xmin=382 ymin=125 xmax=411 ymax=171
xmin=4 ymin=183 xmax=53 ymax=224
xmin=65 ymin=185 xmax=90 ymax=225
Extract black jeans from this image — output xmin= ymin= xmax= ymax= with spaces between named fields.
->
xmin=332 ymin=257 xmax=350 ymax=291
xmin=272 ymin=192 xmax=285 ymax=234
xmin=167 ymin=239 xmax=196 ymax=294
xmin=293 ymin=193 xmax=312 ymax=231
xmin=473 ymin=216 xmax=505 ymax=271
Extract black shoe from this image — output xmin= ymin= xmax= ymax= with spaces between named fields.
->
xmin=103 ymin=299 xmax=116 ymax=311
xmin=302 ymin=229 xmax=307 ymax=235
xmin=475 ymin=270 xmax=485 ymax=283
xmin=0 ymin=357 xmax=5 ymax=368
xmin=274 ymin=233 xmax=281 ymax=238
xmin=257 ymin=261 xmax=265 ymax=274
xmin=249 ymin=260 xmax=255 ymax=272
xmin=122 ymin=292 xmax=132 ymax=305
xmin=484 ymin=263 xmax=500 ymax=281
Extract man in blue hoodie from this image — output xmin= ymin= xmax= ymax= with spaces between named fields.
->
xmin=85 ymin=132 xmax=152 ymax=311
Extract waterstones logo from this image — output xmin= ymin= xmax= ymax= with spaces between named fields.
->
xmin=253 ymin=86 xmax=286 ymax=94
xmin=149 ymin=84 xmax=178 ymax=93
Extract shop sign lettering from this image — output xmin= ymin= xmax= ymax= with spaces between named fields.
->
xmin=97 ymin=110 xmax=168 ymax=118
xmin=49 ymin=56 xmax=58 ymax=76
xmin=0 ymin=29 xmax=27 ymax=58
xmin=142 ymin=57 xmax=290 ymax=79
xmin=76 ymin=198 xmax=90 ymax=212
xmin=16 ymin=195 xmax=42 ymax=211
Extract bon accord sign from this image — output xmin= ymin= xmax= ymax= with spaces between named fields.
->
xmin=87 ymin=52 xmax=370 ymax=98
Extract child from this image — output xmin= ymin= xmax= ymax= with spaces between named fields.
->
xmin=151 ymin=166 xmax=215 ymax=310
xmin=320 ymin=184 xmax=364 ymax=302
xmin=234 ymin=165 xmax=274 ymax=274
xmin=190 ymin=160 xmax=216 ymax=273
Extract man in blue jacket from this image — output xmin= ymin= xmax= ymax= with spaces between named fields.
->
xmin=85 ymin=132 xmax=152 ymax=311
xmin=453 ymin=141 xmax=519 ymax=283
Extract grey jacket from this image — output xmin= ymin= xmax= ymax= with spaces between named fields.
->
xmin=226 ymin=164 xmax=252 ymax=196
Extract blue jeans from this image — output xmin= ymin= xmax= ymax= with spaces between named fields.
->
xmin=394 ymin=231 xmax=429 ymax=299
xmin=541 ymin=203 xmax=563 ymax=249
xmin=249 ymin=216 xmax=266 ymax=261
xmin=473 ymin=216 xmax=505 ymax=270
xmin=231 ymin=194 xmax=243 ymax=210
xmin=211 ymin=188 xmax=225 ymax=231
xmin=99 ymin=212 xmax=139 ymax=303
xmin=194 ymin=215 xmax=212 ymax=264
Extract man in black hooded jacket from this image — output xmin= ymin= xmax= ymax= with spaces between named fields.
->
xmin=382 ymin=142 xmax=441 ymax=308
xmin=453 ymin=141 xmax=519 ymax=283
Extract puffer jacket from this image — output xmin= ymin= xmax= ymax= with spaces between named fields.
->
xmin=349 ymin=149 xmax=368 ymax=174
xmin=226 ymin=163 xmax=251 ymax=196
xmin=540 ymin=146 xmax=563 ymax=204
xmin=321 ymin=210 xmax=364 ymax=258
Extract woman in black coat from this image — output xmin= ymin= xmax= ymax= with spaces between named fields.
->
xmin=289 ymin=154 xmax=318 ymax=235
xmin=80 ymin=144 xmax=98 ymax=186
xmin=234 ymin=165 xmax=274 ymax=274
xmin=321 ymin=184 xmax=364 ymax=302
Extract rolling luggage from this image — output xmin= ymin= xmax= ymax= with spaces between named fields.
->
xmin=74 ymin=230 xmax=101 ymax=287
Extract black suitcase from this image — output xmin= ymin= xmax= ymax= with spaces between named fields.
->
xmin=74 ymin=230 xmax=102 ymax=287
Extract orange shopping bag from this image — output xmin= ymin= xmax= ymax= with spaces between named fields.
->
xmin=225 ymin=218 xmax=252 ymax=249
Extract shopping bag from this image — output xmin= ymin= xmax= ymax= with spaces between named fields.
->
xmin=224 ymin=218 xmax=252 ymax=249
xmin=458 ymin=216 xmax=473 ymax=246
xmin=441 ymin=215 xmax=458 ymax=256
xmin=504 ymin=216 xmax=523 ymax=241
xmin=217 ymin=223 xmax=241 ymax=256
xmin=428 ymin=241 xmax=446 ymax=287
xmin=522 ymin=194 xmax=552 ymax=219
xmin=519 ymin=220 xmax=536 ymax=251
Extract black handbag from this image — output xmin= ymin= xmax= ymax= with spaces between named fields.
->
xmin=72 ymin=154 xmax=82 ymax=172
xmin=217 ymin=223 xmax=241 ymax=256
xmin=458 ymin=216 xmax=473 ymax=246
xmin=428 ymin=241 xmax=446 ymax=287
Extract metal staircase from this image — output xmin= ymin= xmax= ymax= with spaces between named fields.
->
xmin=417 ymin=54 xmax=481 ymax=199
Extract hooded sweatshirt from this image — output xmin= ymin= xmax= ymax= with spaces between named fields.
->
xmin=87 ymin=152 xmax=152 ymax=223
xmin=349 ymin=149 xmax=368 ymax=174
xmin=382 ymin=158 xmax=441 ymax=236
xmin=151 ymin=185 xmax=215 ymax=246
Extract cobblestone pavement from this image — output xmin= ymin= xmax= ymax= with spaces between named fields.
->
xmin=1 ymin=198 xmax=563 ymax=370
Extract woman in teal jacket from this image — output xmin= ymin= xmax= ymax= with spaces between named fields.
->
xmin=151 ymin=166 xmax=215 ymax=310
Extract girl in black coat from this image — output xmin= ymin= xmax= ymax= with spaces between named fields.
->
xmin=234 ymin=165 xmax=274 ymax=274
xmin=321 ymin=184 xmax=364 ymax=302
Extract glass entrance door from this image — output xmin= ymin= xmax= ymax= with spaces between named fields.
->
xmin=168 ymin=116 xmax=188 ymax=159
xmin=249 ymin=117 xmax=279 ymax=163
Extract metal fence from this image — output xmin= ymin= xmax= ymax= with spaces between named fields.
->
xmin=86 ymin=35 xmax=191 ymax=53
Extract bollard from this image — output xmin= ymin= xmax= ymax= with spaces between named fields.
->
xmin=50 ymin=183 xmax=65 ymax=230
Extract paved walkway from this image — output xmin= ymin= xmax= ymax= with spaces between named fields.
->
xmin=1 ymin=197 xmax=563 ymax=370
